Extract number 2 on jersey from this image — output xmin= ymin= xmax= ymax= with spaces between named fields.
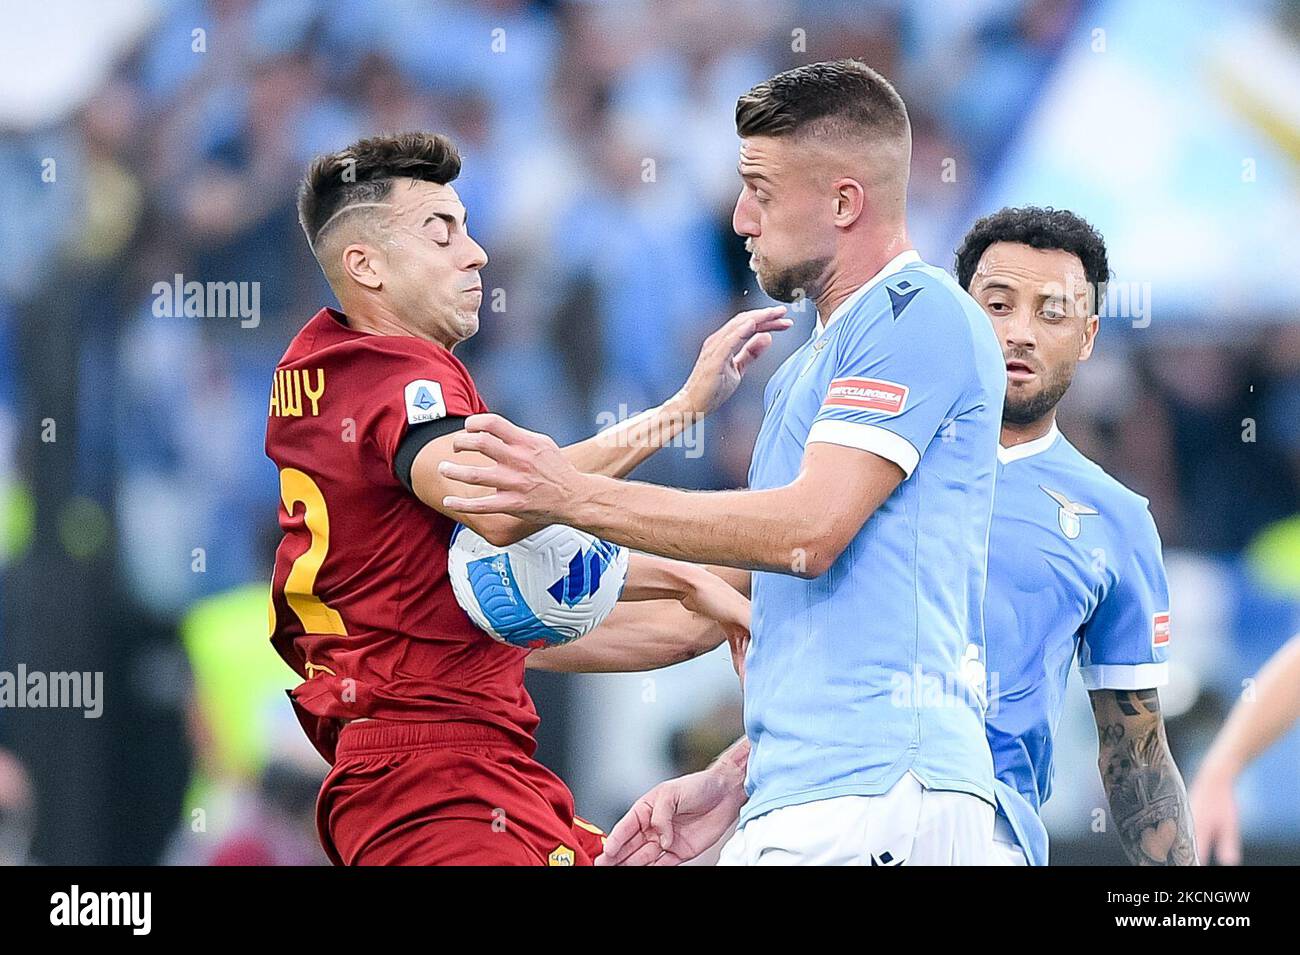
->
xmin=276 ymin=468 xmax=348 ymax=636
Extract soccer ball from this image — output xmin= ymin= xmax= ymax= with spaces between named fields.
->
xmin=447 ymin=523 xmax=629 ymax=649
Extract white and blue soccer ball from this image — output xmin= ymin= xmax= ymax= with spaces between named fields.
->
xmin=447 ymin=523 xmax=629 ymax=649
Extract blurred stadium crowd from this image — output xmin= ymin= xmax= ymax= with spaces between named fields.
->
xmin=1 ymin=0 xmax=1299 ymax=864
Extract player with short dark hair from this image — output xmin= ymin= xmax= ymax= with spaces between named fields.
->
xmin=597 ymin=207 xmax=1198 ymax=867
xmin=268 ymin=131 xmax=786 ymax=865
xmin=735 ymin=56 xmax=911 ymax=138
xmin=442 ymin=60 xmax=1007 ymax=865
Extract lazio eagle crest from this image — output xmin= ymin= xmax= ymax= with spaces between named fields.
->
xmin=1040 ymin=486 xmax=1099 ymax=540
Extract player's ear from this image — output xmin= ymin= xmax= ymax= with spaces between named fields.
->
xmin=1078 ymin=313 xmax=1099 ymax=362
xmin=831 ymin=178 xmax=866 ymax=228
xmin=342 ymin=242 xmax=383 ymax=291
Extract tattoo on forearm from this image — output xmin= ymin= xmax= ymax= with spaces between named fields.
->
xmin=1091 ymin=689 xmax=1198 ymax=866
xmin=1112 ymin=686 xmax=1159 ymax=717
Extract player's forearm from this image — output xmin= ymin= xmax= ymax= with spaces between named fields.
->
xmin=707 ymin=564 xmax=752 ymax=597
xmin=413 ymin=434 xmax=546 ymax=546
xmin=619 ymin=553 xmax=714 ymax=602
xmin=698 ymin=736 xmax=751 ymax=826
xmin=711 ymin=735 xmax=751 ymax=785
xmin=566 ymin=475 xmax=827 ymax=575
xmin=1091 ymin=689 xmax=1198 ymax=865
xmin=563 ymin=394 xmax=700 ymax=479
xmin=1201 ymin=633 xmax=1300 ymax=779
xmin=525 ymin=599 xmax=726 ymax=672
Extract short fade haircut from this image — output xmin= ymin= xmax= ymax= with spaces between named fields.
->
xmin=296 ymin=132 xmax=462 ymax=251
xmin=735 ymin=58 xmax=909 ymax=142
xmin=955 ymin=206 xmax=1110 ymax=312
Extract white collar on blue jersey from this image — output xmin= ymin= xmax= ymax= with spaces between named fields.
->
xmin=997 ymin=421 xmax=1062 ymax=464
xmin=814 ymin=249 xmax=923 ymax=339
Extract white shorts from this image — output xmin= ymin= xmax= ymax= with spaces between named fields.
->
xmin=991 ymin=813 xmax=1029 ymax=866
xmin=718 ymin=772 xmax=994 ymax=866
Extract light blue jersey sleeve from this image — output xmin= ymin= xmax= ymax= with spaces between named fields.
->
xmin=1078 ymin=503 xmax=1171 ymax=690
xmin=807 ymin=287 xmax=975 ymax=478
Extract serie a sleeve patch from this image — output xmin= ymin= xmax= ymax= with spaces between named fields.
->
xmin=404 ymin=379 xmax=448 ymax=425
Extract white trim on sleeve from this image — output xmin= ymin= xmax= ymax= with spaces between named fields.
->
xmin=1079 ymin=661 xmax=1169 ymax=691
xmin=806 ymin=419 xmax=921 ymax=478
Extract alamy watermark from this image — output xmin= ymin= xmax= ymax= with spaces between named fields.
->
xmin=152 ymin=273 xmax=260 ymax=328
xmin=50 ymin=885 xmax=150 ymax=935
xmin=0 ymin=666 xmax=103 ymax=718
xmin=1056 ymin=274 xmax=1154 ymax=329
xmin=594 ymin=403 xmax=705 ymax=459
xmin=890 ymin=651 xmax=1000 ymax=717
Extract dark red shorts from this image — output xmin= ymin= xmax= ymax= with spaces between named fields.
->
xmin=316 ymin=719 xmax=605 ymax=866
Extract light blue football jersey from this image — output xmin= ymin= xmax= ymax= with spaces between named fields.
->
xmin=741 ymin=251 xmax=1006 ymax=825
xmin=985 ymin=424 xmax=1171 ymax=866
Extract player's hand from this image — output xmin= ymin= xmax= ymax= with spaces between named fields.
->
xmin=595 ymin=766 xmax=748 ymax=866
xmin=675 ymin=306 xmax=791 ymax=416
xmin=680 ymin=571 xmax=750 ymax=680
xmin=440 ymin=414 xmax=582 ymax=521
xmin=1189 ymin=761 xmax=1242 ymax=865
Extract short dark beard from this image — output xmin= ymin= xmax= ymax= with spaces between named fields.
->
xmin=1002 ymin=361 xmax=1075 ymax=426
xmin=755 ymin=255 xmax=831 ymax=304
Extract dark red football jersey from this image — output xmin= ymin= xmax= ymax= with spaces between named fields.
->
xmin=265 ymin=307 xmax=539 ymax=762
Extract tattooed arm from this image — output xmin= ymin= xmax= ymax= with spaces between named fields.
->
xmin=1089 ymin=688 xmax=1198 ymax=865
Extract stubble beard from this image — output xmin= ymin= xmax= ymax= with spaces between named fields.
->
xmin=1002 ymin=360 xmax=1076 ymax=427
xmin=751 ymin=251 xmax=831 ymax=305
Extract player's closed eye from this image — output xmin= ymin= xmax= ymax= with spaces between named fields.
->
xmin=423 ymin=215 xmax=457 ymax=246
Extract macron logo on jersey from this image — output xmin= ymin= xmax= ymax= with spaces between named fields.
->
xmin=886 ymin=279 xmax=923 ymax=320
xmin=823 ymin=377 xmax=909 ymax=415
xmin=404 ymin=380 xmax=447 ymax=425
xmin=1153 ymin=611 xmax=1171 ymax=649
